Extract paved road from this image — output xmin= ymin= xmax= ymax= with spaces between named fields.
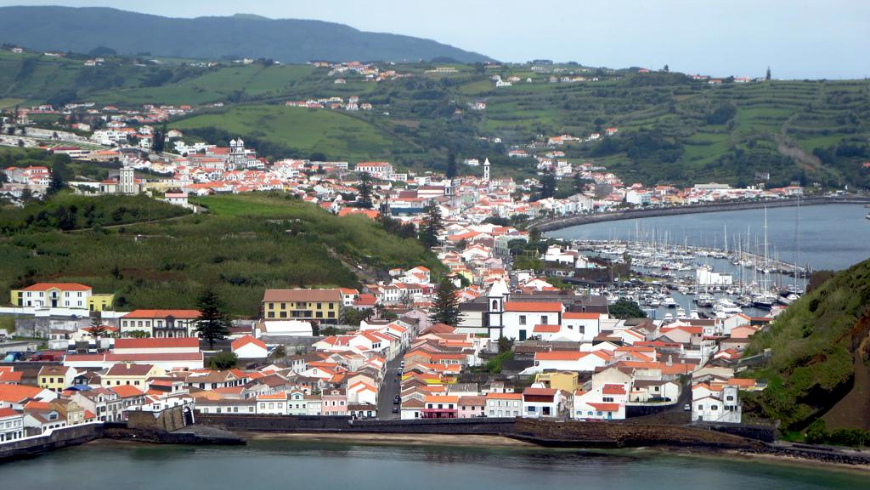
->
xmin=377 ymin=351 xmax=404 ymax=420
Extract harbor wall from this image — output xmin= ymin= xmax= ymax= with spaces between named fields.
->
xmin=195 ymin=415 xmax=517 ymax=435
xmin=0 ymin=423 xmax=103 ymax=462
xmin=535 ymin=198 xmax=870 ymax=232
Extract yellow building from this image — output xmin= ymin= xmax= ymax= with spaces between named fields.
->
xmin=102 ymin=363 xmax=165 ymax=389
xmin=38 ymin=365 xmax=77 ymax=393
xmin=536 ymin=371 xmax=579 ymax=392
xmin=262 ymin=289 xmax=341 ymax=324
xmin=88 ymin=294 xmax=115 ymax=312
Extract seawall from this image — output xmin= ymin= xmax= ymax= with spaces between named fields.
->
xmin=0 ymin=422 xmax=104 ymax=462
xmin=535 ymin=197 xmax=870 ymax=232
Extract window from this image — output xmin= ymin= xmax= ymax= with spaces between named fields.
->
xmin=519 ymin=315 xmax=527 ymax=325
xmin=711 ymin=405 xmax=718 ymax=411
xmin=280 ymin=303 xmax=286 ymax=309
xmin=603 ymin=397 xmax=613 ymax=402
xmin=541 ymin=315 xmax=548 ymax=325
xmin=317 ymin=303 xmax=322 ymax=309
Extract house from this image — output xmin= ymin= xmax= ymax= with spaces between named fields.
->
xmin=10 ymin=283 xmax=112 ymax=311
xmin=524 ymin=350 xmax=610 ymax=375
xmin=23 ymin=402 xmax=67 ymax=433
xmin=119 ymin=309 xmax=201 ymax=338
xmin=0 ymin=408 xmax=25 ymax=442
xmin=692 ymin=383 xmax=741 ymax=423
xmin=102 ymin=363 xmax=165 ymax=389
xmin=321 ymin=388 xmax=348 ymax=416
xmin=499 ymin=302 xmax=563 ymax=340
xmin=422 ymin=395 xmax=459 ymax=419
xmin=0 ymin=384 xmax=58 ymax=409
xmin=232 ymin=335 xmax=269 ymax=360
xmin=573 ymin=383 xmax=628 ymax=420
xmin=70 ymin=388 xmax=125 ymax=422
xmin=262 ymin=289 xmax=341 ymax=324
xmin=37 ymin=365 xmax=77 ymax=393
xmin=257 ymin=392 xmax=290 ymax=415
xmin=485 ymin=392 xmax=522 ymax=417
xmin=522 ymin=387 xmax=561 ymax=418
xmin=458 ymin=395 xmax=486 ymax=418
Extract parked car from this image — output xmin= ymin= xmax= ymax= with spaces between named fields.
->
xmin=393 ymin=396 xmax=401 ymax=404
xmin=391 ymin=407 xmax=400 ymax=414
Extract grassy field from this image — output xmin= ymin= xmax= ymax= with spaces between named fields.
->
xmin=0 ymin=192 xmax=442 ymax=316
xmin=174 ymin=104 xmax=411 ymax=161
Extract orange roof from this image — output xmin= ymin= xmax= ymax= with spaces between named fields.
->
xmin=533 ymin=324 xmax=561 ymax=333
xmin=588 ymin=402 xmax=621 ymax=412
xmin=0 ymin=408 xmax=21 ymax=418
xmin=504 ymin=302 xmax=562 ymax=313
xmin=424 ymin=395 xmax=459 ymax=403
xmin=0 ymin=384 xmax=46 ymax=403
xmin=486 ymin=392 xmax=522 ymax=400
xmin=602 ymin=384 xmax=626 ymax=395
xmin=110 ymin=385 xmax=145 ymax=398
xmin=727 ymin=378 xmax=757 ymax=388
xmin=122 ymin=309 xmax=200 ymax=319
xmin=534 ymin=351 xmax=586 ymax=361
xmin=523 ymin=387 xmax=557 ymax=397
xmin=232 ymin=335 xmax=267 ymax=351
xmin=22 ymin=282 xmax=91 ymax=291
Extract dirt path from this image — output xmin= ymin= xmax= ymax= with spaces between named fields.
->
xmin=823 ymin=336 xmax=870 ymax=430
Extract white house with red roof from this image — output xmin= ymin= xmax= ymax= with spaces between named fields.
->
xmin=10 ymin=282 xmax=93 ymax=309
xmin=119 ymin=309 xmax=201 ymax=338
xmin=521 ymin=387 xmax=562 ymax=418
xmin=523 ymin=350 xmax=611 ymax=375
xmin=573 ymin=383 xmax=628 ymax=420
xmin=562 ymin=312 xmax=602 ymax=341
xmin=499 ymin=301 xmax=564 ymax=341
xmin=0 ymin=407 xmax=25 ymax=442
xmin=232 ymin=335 xmax=268 ymax=360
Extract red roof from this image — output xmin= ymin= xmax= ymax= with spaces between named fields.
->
xmin=523 ymin=387 xmax=557 ymax=397
xmin=232 ymin=335 xmax=267 ymax=351
xmin=563 ymin=312 xmax=600 ymax=320
xmin=122 ymin=309 xmax=200 ymax=319
xmin=0 ymin=408 xmax=22 ymax=418
xmin=602 ymin=384 xmax=626 ymax=395
xmin=533 ymin=324 xmax=561 ymax=333
xmin=22 ymin=282 xmax=91 ymax=291
xmin=534 ymin=351 xmax=586 ymax=361
xmin=110 ymin=385 xmax=145 ymax=398
xmin=504 ymin=302 xmax=562 ymax=313
xmin=588 ymin=402 xmax=621 ymax=412
xmin=115 ymin=338 xmax=200 ymax=350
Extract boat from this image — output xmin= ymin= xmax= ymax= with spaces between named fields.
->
xmin=663 ymin=297 xmax=678 ymax=308
xmin=694 ymin=293 xmax=715 ymax=308
xmin=752 ymin=293 xmax=777 ymax=310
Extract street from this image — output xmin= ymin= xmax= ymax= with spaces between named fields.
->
xmin=376 ymin=351 xmax=404 ymax=420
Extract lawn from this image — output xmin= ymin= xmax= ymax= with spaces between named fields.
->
xmin=174 ymin=104 xmax=409 ymax=161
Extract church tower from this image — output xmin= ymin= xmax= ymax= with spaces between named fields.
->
xmin=486 ymin=279 xmax=510 ymax=338
xmin=483 ymin=158 xmax=491 ymax=183
xmin=119 ymin=166 xmax=136 ymax=195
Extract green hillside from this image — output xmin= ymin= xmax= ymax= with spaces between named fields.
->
xmin=0 ymin=193 xmax=442 ymax=317
xmin=174 ymin=104 xmax=413 ymax=161
xmin=0 ymin=6 xmax=490 ymax=64
xmin=744 ymin=260 xmax=870 ymax=433
xmin=3 ymin=45 xmax=869 ymax=188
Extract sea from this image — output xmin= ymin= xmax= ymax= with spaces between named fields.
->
xmin=1 ymin=440 xmax=867 ymax=489
xmin=547 ymin=204 xmax=870 ymax=272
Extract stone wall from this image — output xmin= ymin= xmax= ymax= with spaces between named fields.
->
xmin=0 ymin=423 xmax=103 ymax=462
xmin=692 ymin=422 xmax=777 ymax=443
xmin=196 ymin=414 xmax=517 ymax=435
xmin=127 ymin=406 xmax=188 ymax=432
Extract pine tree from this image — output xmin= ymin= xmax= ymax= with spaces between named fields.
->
xmin=419 ymin=202 xmax=443 ymax=248
xmin=431 ymin=278 xmax=460 ymax=326
xmin=89 ymin=314 xmax=108 ymax=339
xmin=663 ymin=64 xmax=669 ymax=73
xmin=766 ymin=67 xmax=771 ymax=81
xmin=357 ymin=172 xmax=373 ymax=209
xmin=194 ymin=288 xmax=230 ymax=349
xmin=539 ymin=170 xmax=556 ymax=199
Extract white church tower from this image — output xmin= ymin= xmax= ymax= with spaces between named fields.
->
xmin=119 ymin=166 xmax=136 ymax=195
xmin=483 ymin=158 xmax=491 ymax=183
xmin=486 ymin=279 xmax=510 ymax=338
xmin=229 ymin=138 xmax=246 ymax=169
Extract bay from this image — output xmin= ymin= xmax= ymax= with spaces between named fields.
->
xmin=1 ymin=440 xmax=867 ymax=489
xmin=547 ymin=204 xmax=870 ymax=271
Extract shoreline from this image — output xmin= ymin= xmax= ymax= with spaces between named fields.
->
xmin=535 ymin=198 xmax=869 ymax=232
xmin=246 ymin=432 xmax=534 ymax=447
xmin=242 ymin=431 xmax=870 ymax=473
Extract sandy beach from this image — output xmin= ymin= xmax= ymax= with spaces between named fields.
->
xmin=246 ymin=432 xmax=534 ymax=447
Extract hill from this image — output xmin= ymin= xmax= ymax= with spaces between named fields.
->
xmin=2 ymin=48 xmax=868 ymax=188
xmin=743 ymin=260 xmax=870 ymax=434
xmin=0 ymin=192 xmax=443 ymax=316
xmin=0 ymin=6 xmax=491 ymax=64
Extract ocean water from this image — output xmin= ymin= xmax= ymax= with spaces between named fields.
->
xmin=0 ymin=440 xmax=867 ymax=490
xmin=547 ymin=204 xmax=870 ymax=271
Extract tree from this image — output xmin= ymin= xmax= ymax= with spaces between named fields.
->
xmin=209 ymin=351 xmax=238 ymax=370
xmin=340 ymin=307 xmax=362 ymax=326
xmin=89 ymin=314 xmax=108 ymax=339
xmin=608 ymin=299 xmax=647 ymax=319
xmin=766 ymin=66 xmax=772 ymax=81
xmin=497 ymin=336 xmax=514 ymax=354
xmin=49 ymin=159 xmax=67 ymax=194
xmin=357 ymin=172 xmax=373 ymax=209
xmin=446 ymin=152 xmax=458 ymax=179
xmin=419 ymin=202 xmax=443 ymax=248
xmin=431 ymin=278 xmax=460 ymax=326
xmin=270 ymin=345 xmax=287 ymax=360
xmin=151 ymin=127 xmax=165 ymax=154
xmin=529 ymin=227 xmax=542 ymax=243
xmin=539 ymin=170 xmax=556 ymax=199
xmin=663 ymin=64 xmax=669 ymax=73
xmin=194 ymin=288 xmax=230 ymax=349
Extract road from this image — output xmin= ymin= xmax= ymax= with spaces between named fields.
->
xmin=377 ymin=350 xmax=404 ymax=420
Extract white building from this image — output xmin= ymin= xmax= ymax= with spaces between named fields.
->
xmin=692 ymin=383 xmax=741 ymax=423
xmin=0 ymin=408 xmax=25 ymax=442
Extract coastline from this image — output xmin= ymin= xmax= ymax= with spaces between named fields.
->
xmin=246 ymin=432 xmax=534 ymax=447
xmin=244 ymin=431 xmax=870 ymax=473
xmin=535 ymin=198 xmax=870 ymax=232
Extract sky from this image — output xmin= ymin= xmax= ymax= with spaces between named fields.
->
xmin=4 ymin=0 xmax=870 ymax=79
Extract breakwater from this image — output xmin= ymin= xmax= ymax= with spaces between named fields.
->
xmin=534 ymin=197 xmax=870 ymax=232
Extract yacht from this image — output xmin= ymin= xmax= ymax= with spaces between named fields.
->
xmin=663 ymin=297 xmax=678 ymax=308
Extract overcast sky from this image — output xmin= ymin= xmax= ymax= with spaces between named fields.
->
xmin=5 ymin=0 xmax=869 ymax=79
